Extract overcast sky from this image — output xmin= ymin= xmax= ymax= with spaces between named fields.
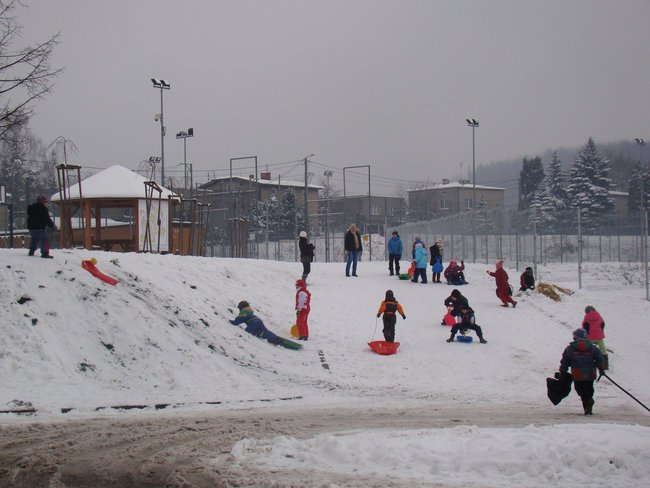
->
xmin=19 ymin=0 xmax=650 ymax=195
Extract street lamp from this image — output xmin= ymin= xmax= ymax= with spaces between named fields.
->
xmin=151 ymin=78 xmax=170 ymax=186
xmin=176 ymin=128 xmax=194 ymax=197
xmin=466 ymin=117 xmax=479 ymax=263
xmin=323 ymin=170 xmax=334 ymax=262
xmin=635 ymin=137 xmax=649 ymax=301
xmin=303 ymin=154 xmax=314 ymax=235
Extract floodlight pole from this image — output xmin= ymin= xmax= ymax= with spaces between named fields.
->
xmin=466 ymin=118 xmax=479 ymax=263
xmin=151 ymin=78 xmax=170 ymax=186
xmin=343 ymin=164 xmax=372 ymax=261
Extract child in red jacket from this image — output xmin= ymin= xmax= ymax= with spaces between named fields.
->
xmin=486 ymin=259 xmax=517 ymax=308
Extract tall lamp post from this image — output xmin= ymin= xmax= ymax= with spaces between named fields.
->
xmin=151 ymin=78 xmax=170 ymax=186
xmin=635 ymin=137 xmax=648 ymax=301
xmin=323 ymin=170 xmax=334 ymax=262
xmin=176 ymin=128 xmax=194 ymax=197
xmin=303 ymin=154 xmax=314 ymax=235
xmin=466 ymin=118 xmax=479 ymax=263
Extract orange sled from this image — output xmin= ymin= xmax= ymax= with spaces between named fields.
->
xmin=368 ymin=341 xmax=400 ymax=355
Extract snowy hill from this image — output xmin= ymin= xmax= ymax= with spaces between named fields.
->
xmin=2 ymin=248 xmax=650 ymax=487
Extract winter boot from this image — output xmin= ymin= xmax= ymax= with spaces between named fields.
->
xmin=446 ymin=337 xmax=454 ymax=343
xmin=479 ymin=338 xmax=487 ymax=344
xmin=603 ymin=355 xmax=609 ymax=370
xmin=583 ymin=398 xmax=594 ymax=415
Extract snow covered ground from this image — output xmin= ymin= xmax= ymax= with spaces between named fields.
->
xmin=1 ymin=248 xmax=649 ymax=487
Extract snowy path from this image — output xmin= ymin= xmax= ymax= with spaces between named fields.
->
xmin=1 ymin=403 xmax=648 ymax=488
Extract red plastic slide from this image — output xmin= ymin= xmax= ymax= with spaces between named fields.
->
xmin=82 ymin=258 xmax=118 ymax=286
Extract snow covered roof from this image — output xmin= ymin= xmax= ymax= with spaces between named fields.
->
xmin=204 ymin=175 xmax=323 ymax=190
xmin=50 ymin=165 xmax=177 ymax=201
xmin=408 ymin=181 xmax=505 ymax=192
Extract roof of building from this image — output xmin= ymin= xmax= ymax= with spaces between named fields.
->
xmin=50 ymin=165 xmax=177 ymax=201
xmin=407 ymin=181 xmax=506 ymax=192
xmin=201 ymin=175 xmax=322 ymax=190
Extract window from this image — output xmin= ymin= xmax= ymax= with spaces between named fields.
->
xmin=371 ymin=206 xmax=381 ymax=216
xmin=465 ymin=198 xmax=473 ymax=210
xmin=439 ymin=199 xmax=450 ymax=210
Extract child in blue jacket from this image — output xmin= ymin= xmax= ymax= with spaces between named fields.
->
xmin=230 ymin=301 xmax=282 ymax=345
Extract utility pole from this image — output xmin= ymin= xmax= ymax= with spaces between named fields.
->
xmin=303 ymin=154 xmax=314 ymax=234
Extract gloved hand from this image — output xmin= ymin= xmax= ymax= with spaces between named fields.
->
xmin=377 ymin=313 xmax=381 ymax=318
xmin=296 ymin=310 xmax=301 ymax=317
xmin=402 ymin=315 xmax=406 ymax=320
xmin=461 ymin=260 xmax=464 ymax=265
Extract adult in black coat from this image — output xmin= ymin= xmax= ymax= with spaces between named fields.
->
xmin=27 ymin=195 xmax=56 ymax=258
xmin=298 ymin=231 xmax=314 ymax=282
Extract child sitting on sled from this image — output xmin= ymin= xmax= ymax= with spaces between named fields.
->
xmin=377 ymin=290 xmax=406 ymax=342
xmin=446 ymin=304 xmax=487 ymax=344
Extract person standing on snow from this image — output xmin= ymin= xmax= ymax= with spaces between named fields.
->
xmin=411 ymin=241 xmax=428 ymax=283
xmin=230 ymin=301 xmax=283 ymax=345
xmin=27 ymin=195 xmax=57 ymax=258
xmin=559 ymin=328 xmax=605 ymax=415
xmin=446 ymin=304 xmax=487 ymax=344
xmin=519 ymin=266 xmax=535 ymax=292
xmin=430 ymin=240 xmax=444 ymax=283
xmin=487 ymin=259 xmax=517 ymax=307
xmin=387 ymin=231 xmax=403 ymax=276
xmin=344 ymin=224 xmax=363 ymax=277
xmin=411 ymin=236 xmax=425 ymax=260
xmin=295 ymin=279 xmax=311 ymax=340
xmin=298 ymin=231 xmax=314 ymax=283
xmin=376 ymin=290 xmax=406 ymax=342
xmin=582 ymin=306 xmax=609 ymax=370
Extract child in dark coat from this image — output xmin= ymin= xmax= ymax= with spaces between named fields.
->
xmin=446 ymin=304 xmax=487 ymax=343
xmin=559 ymin=328 xmax=605 ymax=415
xmin=519 ymin=266 xmax=535 ymax=291
xmin=376 ymin=290 xmax=406 ymax=342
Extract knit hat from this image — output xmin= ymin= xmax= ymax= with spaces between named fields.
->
xmin=451 ymin=289 xmax=461 ymax=298
xmin=496 ymin=259 xmax=504 ymax=270
xmin=392 ymin=231 xmax=398 ymax=236
xmin=584 ymin=305 xmax=595 ymax=314
xmin=237 ymin=300 xmax=249 ymax=310
xmin=450 ymin=259 xmax=457 ymax=265
xmin=385 ymin=290 xmax=395 ymax=300
xmin=525 ymin=266 xmax=533 ymax=272
xmin=299 ymin=231 xmax=307 ymax=238
xmin=37 ymin=195 xmax=48 ymax=204
xmin=295 ymin=279 xmax=306 ymax=288
xmin=573 ymin=328 xmax=587 ymax=340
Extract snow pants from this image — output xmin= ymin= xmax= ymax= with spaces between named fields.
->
xmin=388 ymin=253 xmax=401 ymax=275
xmin=449 ymin=323 xmax=484 ymax=341
xmin=382 ymin=314 xmax=397 ymax=342
xmin=296 ymin=309 xmax=310 ymax=338
xmin=411 ymin=268 xmax=427 ymax=283
xmin=497 ymin=287 xmax=516 ymax=306
xmin=574 ymin=380 xmax=595 ymax=412
xmin=29 ymin=230 xmax=49 ymax=256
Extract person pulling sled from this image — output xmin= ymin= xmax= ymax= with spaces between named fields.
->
xmin=558 ymin=328 xmax=605 ymax=415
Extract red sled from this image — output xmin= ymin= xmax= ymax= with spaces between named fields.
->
xmin=442 ymin=307 xmax=456 ymax=326
xmin=368 ymin=341 xmax=400 ymax=355
xmin=82 ymin=259 xmax=118 ymax=286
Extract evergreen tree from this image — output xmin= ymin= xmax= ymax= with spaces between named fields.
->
xmin=627 ymin=162 xmax=650 ymax=215
xmin=535 ymin=151 xmax=570 ymax=232
xmin=518 ymin=157 xmax=545 ymax=210
xmin=567 ymin=137 xmax=614 ymax=230
xmin=275 ymin=189 xmax=304 ymax=239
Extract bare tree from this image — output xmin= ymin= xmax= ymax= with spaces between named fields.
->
xmin=0 ymin=0 xmax=62 ymax=141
